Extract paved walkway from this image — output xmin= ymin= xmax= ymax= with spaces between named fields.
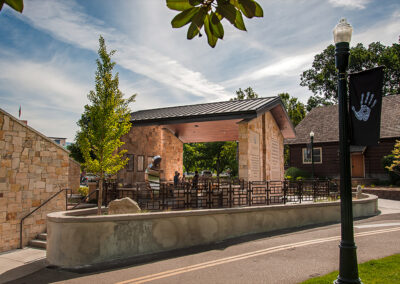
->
xmin=0 ymin=247 xmax=46 ymax=284
xmin=378 ymin=198 xmax=400 ymax=215
xmin=1 ymin=198 xmax=399 ymax=283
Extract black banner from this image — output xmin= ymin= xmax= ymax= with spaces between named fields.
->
xmin=349 ymin=66 xmax=384 ymax=146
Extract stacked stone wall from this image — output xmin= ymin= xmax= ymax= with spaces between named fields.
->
xmin=238 ymin=112 xmax=284 ymax=181
xmin=264 ymin=112 xmax=284 ymax=180
xmin=68 ymin=158 xmax=81 ymax=193
xmin=0 ymin=109 xmax=71 ymax=252
xmin=161 ymin=128 xmax=183 ymax=181
xmin=119 ymin=126 xmax=163 ymax=185
xmin=118 ymin=126 xmax=183 ymax=184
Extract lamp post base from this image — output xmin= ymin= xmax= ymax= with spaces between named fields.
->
xmin=334 ymin=242 xmax=362 ymax=284
xmin=334 ymin=277 xmax=362 ymax=284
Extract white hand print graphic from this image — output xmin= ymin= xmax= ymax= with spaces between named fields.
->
xmin=351 ymin=92 xmax=377 ymax=121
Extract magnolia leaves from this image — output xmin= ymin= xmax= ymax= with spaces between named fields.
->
xmin=0 ymin=0 xmax=23 ymax=13
xmin=167 ymin=0 xmax=263 ymax=47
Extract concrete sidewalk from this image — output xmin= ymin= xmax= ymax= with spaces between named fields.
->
xmin=1 ymin=197 xmax=399 ymax=283
xmin=378 ymin=198 xmax=400 ymax=215
xmin=0 ymin=248 xmax=46 ymax=284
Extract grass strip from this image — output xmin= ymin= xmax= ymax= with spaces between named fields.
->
xmin=301 ymin=254 xmax=400 ymax=283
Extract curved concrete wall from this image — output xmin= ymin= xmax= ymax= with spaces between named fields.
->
xmin=47 ymin=194 xmax=378 ymax=269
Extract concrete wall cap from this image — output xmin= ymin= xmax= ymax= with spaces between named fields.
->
xmin=47 ymin=194 xmax=377 ymax=223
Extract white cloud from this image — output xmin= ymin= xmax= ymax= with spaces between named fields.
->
xmin=328 ymin=0 xmax=370 ymax=9
xmin=352 ymin=11 xmax=400 ymax=46
xmin=21 ymin=0 xmax=232 ymax=102
xmin=0 ymin=59 xmax=90 ymax=113
xmin=0 ymin=58 xmax=91 ymax=140
xmin=222 ymin=5 xmax=400 ymax=93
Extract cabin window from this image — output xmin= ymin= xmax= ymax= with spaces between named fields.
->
xmin=127 ymin=154 xmax=134 ymax=171
xmin=302 ymin=147 xmax=322 ymax=164
xmin=147 ymin=156 xmax=154 ymax=169
xmin=137 ymin=155 xmax=145 ymax=172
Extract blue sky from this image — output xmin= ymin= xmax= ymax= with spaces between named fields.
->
xmin=0 ymin=0 xmax=399 ymax=141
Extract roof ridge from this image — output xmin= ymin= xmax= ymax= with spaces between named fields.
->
xmin=132 ymin=96 xmax=276 ymax=114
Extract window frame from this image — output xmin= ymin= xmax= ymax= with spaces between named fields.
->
xmin=137 ymin=155 xmax=145 ymax=172
xmin=302 ymin=147 xmax=322 ymax=164
xmin=147 ymin=156 xmax=153 ymax=169
xmin=126 ymin=154 xmax=134 ymax=172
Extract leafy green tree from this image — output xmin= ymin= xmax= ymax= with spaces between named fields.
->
xmin=77 ymin=36 xmax=136 ymax=215
xmin=301 ymin=42 xmax=400 ymax=110
xmin=221 ymin=141 xmax=238 ymax=176
xmin=231 ymin=86 xmax=258 ymax=100
xmin=386 ymin=140 xmax=400 ymax=176
xmin=183 ymin=143 xmax=203 ymax=172
xmin=167 ymin=0 xmax=263 ymax=47
xmin=66 ymin=142 xmax=85 ymax=164
xmin=278 ymin=93 xmax=306 ymax=167
xmin=278 ymin=93 xmax=306 ymax=127
xmin=202 ymin=142 xmax=227 ymax=176
xmin=0 ymin=0 xmax=23 ymax=13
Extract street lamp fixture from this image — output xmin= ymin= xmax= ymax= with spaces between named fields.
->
xmin=309 ymin=131 xmax=314 ymax=179
xmin=333 ymin=18 xmax=361 ymax=284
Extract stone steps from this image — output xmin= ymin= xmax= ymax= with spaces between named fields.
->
xmin=28 ymin=237 xmax=47 ymax=249
xmin=28 ymin=232 xmax=47 ymax=249
xmin=37 ymin=233 xmax=47 ymax=241
xmin=67 ymin=203 xmax=97 ymax=210
xmin=27 ymin=196 xmax=96 ymax=250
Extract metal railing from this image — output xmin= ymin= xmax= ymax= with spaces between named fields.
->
xmin=20 ymin=188 xmax=71 ymax=249
xmin=102 ymin=179 xmax=339 ymax=212
xmin=69 ymin=190 xmax=98 ymax=210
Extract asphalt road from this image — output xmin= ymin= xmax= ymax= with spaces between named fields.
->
xmin=8 ymin=206 xmax=400 ymax=284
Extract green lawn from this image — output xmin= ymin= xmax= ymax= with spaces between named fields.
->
xmin=301 ymin=254 xmax=400 ymax=283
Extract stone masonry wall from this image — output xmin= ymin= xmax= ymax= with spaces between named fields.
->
xmin=118 ymin=125 xmax=183 ymax=184
xmin=68 ymin=158 xmax=81 ymax=193
xmin=264 ymin=112 xmax=284 ymax=180
xmin=161 ymin=128 xmax=183 ymax=182
xmin=238 ymin=112 xmax=284 ymax=181
xmin=118 ymin=125 xmax=162 ymax=185
xmin=0 ymin=109 xmax=70 ymax=252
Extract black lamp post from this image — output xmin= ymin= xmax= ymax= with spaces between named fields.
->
xmin=333 ymin=19 xmax=361 ymax=284
xmin=310 ymin=131 xmax=314 ymax=179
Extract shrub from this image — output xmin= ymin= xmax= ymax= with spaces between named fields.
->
xmin=285 ymin=167 xmax=311 ymax=180
xmin=374 ymin=179 xmax=391 ymax=186
xmin=382 ymin=155 xmax=400 ymax=185
xmin=78 ymin=186 xmax=89 ymax=197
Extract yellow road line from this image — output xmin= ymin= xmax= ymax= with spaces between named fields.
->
xmin=116 ymin=227 xmax=400 ymax=284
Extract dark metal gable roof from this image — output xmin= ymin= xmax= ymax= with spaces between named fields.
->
xmin=131 ymin=97 xmax=280 ymax=125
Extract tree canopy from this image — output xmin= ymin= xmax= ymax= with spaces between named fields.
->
xmin=77 ymin=36 xmax=136 ymax=214
xmin=167 ymin=0 xmax=263 ymax=47
xmin=231 ymin=86 xmax=258 ymax=100
xmin=300 ymin=42 xmax=400 ymax=111
xmin=66 ymin=142 xmax=84 ymax=164
xmin=278 ymin=93 xmax=306 ymax=127
xmin=386 ymin=140 xmax=400 ymax=176
xmin=0 ymin=0 xmax=23 ymax=13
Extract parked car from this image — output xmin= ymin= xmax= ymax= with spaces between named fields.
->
xmin=201 ymin=170 xmax=213 ymax=178
xmin=219 ymin=172 xmax=230 ymax=178
xmin=80 ymin=173 xmax=99 ymax=185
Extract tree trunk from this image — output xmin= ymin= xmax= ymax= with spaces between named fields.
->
xmin=97 ymin=172 xmax=103 ymax=215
